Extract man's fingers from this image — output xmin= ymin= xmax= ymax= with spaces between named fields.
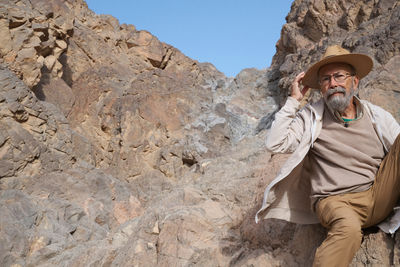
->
xmin=291 ymin=72 xmax=309 ymax=101
xmin=298 ymin=71 xmax=305 ymax=78
xmin=294 ymin=72 xmax=305 ymax=83
xmin=292 ymin=72 xmax=304 ymax=90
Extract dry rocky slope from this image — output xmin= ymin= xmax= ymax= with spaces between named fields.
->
xmin=0 ymin=0 xmax=399 ymax=266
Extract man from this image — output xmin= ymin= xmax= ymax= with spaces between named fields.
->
xmin=255 ymin=45 xmax=400 ymax=266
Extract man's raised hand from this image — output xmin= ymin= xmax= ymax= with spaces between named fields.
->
xmin=290 ymin=71 xmax=310 ymax=101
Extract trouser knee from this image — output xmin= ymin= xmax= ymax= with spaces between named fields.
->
xmin=314 ymin=221 xmax=362 ymax=267
xmin=338 ymin=223 xmax=362 ymax=243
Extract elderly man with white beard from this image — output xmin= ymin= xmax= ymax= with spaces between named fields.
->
xmin=255 ymin=45 xmax=400 ymax=266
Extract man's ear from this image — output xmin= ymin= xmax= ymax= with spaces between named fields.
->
xmin=353 ymin=76 xmax=360 ymax=88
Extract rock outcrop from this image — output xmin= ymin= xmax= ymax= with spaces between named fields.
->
xmin=0 ymin=0 xmax=399 ymax=266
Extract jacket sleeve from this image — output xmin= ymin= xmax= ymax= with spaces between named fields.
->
xmin=266 ymin=97 xmax=307 ymax=154
xmin=373 ymin=105 xmax=400 ymax=149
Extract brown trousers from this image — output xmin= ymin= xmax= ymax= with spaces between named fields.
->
xmin=313 ymin=134 xmax=400 ymax=267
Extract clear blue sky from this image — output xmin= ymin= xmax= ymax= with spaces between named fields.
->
xmin=85 ymin=0 xmax=293 ymax=77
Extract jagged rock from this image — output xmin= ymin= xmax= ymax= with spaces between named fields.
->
xmin=0 ymin=0 xmax=75 ymax=88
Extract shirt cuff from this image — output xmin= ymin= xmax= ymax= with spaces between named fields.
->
xmin=285 ymin=96 xmax=301 ymax=110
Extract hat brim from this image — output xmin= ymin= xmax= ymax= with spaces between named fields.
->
xmin=302 ymin=54 xmax=373 ymax=89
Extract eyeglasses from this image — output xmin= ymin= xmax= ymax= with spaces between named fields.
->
xmin=319 ymin=72 xmax=353 ymax=86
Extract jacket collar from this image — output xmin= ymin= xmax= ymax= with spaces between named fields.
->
xmin=309 ymin=98 xmax=325 ymax=121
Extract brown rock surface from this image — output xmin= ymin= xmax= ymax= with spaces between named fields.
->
xmin=0 ymin=0 xmax=399 ymax=266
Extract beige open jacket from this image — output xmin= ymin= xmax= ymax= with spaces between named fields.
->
xmin=256 ymin=96 xmax=400 ymax=233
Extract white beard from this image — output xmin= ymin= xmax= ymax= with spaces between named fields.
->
xmin=323 ymin=84 xmax=356 ymax=114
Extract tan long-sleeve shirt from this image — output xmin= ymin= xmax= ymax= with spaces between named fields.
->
xmin=308 ymin=102 xmax=385 ymax=204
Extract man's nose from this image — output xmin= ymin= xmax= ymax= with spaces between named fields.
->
xmin=328 ymin=76 xmax=339 ymax=87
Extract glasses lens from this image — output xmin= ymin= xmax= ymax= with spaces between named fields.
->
xmin=319 ymin=76 xmax=330 ymax=85
xmin=319 ymin=73 xmax=350 ymax=85
xmin=334 ymin=73 xmax=346 ymax=82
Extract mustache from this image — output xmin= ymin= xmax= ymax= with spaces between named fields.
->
xmin=325 ymin=87 xmax=346 ymax=98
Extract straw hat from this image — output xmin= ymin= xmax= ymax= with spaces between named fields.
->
xmin=302 ymin=45 xmax=373 ymax=89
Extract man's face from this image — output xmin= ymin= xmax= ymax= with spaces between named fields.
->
xmin=318 ymin=63 xmax=359 ymax=113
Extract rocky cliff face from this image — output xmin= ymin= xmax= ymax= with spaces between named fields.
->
xmin=0 ymin=0 xmax=399 ymax=266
